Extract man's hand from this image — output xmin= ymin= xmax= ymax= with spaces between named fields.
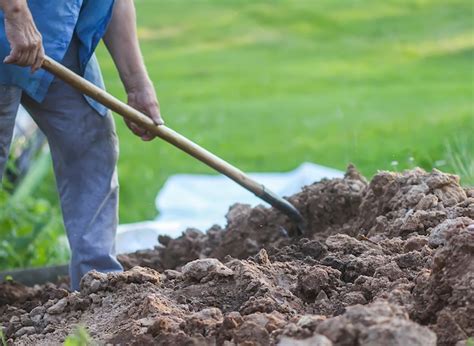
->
xmin=1 ymin=0 xmax=44 ymax=72
xmin=126 ymin=77 xmax=164 ymax=141
xmin=103 ymin=0 xmax=164 ymax=141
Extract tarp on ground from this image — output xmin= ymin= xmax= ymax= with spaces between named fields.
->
xmin=116 ymin=162 xmax=344 ymax=254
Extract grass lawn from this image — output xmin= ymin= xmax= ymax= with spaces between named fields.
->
xmin=36 ymin=0 xmax=473 ymax=223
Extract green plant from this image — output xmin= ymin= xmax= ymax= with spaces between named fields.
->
xmin=445 ymin=135 xmax=474 ymax=186
xmin=466 ymin=337 xmax=474 ymax=346
xmin=0 ymin=188 xmax=69 ymax=271
xmin=0 ymin=328 xmax=7 ymax=346
xmin=63 ymin=326 xmax=92 ymax=346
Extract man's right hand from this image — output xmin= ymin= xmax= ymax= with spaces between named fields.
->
xmin=1 ymin=0 xmax=44 ymax=72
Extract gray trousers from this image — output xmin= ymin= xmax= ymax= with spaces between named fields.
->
xmin=0 ymin=40 xmax=123 ymax=291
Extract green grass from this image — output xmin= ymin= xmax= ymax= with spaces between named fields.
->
xmin=0 ymin=328 xmax=6 ymax=346
xmin=35 ymin=0 xmax=474 ymax=223
xmin=445 ymin=134 xmax=474 ymax=185
xmin=63 ymin=326 xmax=92 ymax=346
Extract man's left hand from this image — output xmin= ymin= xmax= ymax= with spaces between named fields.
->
xmin=126 ymin=78 xmax=164 ymax=141
xmin=102 ymin=0 xmax=164 ymax=141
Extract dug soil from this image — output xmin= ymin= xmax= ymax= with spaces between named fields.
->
xmin=1 ymin=166 xmax=473 ymax=345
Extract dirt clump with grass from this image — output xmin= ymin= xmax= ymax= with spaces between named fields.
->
xmin=1 ymin=166 xmax=473 ymax=345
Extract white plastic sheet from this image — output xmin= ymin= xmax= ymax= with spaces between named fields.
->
xmin=116 ymin=163 xmax=343 ymax=254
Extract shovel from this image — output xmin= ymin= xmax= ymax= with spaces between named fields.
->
xmin=41 ymin=56 xmax=306 ymax=233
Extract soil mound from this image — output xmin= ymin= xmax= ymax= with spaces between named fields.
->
xmin=1 ymin=167 xmax=473 ymax=345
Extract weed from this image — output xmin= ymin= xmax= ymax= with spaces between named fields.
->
xmin=445 ymin=135 xmax=474 ymax=186
xmin=0 ymin=328 xmax=6 ymax=346
xmin=63 ymin=326 xmax=92 ymax=346
xmin=0 ymin=188 xmax=69 ymax=271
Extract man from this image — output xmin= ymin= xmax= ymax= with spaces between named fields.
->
xmin=0 ymin=0 xmax=163 ymax=291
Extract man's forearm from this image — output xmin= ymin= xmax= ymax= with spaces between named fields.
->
xmin=0 ymin=0 xmax=28 ymax=16
xmin=103 ymin=0 xmax=163 ymax=137
xmin=103 ymin=0 xmax=148 ymax=92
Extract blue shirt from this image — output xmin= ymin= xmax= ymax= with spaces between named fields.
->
xmin=0 ymin=0 xmax=115 ymax=115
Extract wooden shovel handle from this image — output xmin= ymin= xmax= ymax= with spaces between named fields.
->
xmin=41 ymin=56 xmax=305 ymax=228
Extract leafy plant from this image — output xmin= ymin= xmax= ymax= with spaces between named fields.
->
xmin=0 ymin=188 xmax=69 ymax=271
xmin=64 ymin=326 xmax=92 ymax=346
xmin=0 ymin=328 xmax=6 ymax=346
xmin=445 ymin=135 xmax=474 ymax=186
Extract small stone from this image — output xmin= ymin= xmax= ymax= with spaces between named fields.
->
xmin=46 ymin=298 xmax=68 ymax=315
xmin=415 ymin=194 xmax=438 ymax=210
xmin=301 ymin=240 xmax=328 ymax=260
xmin=31 ymin=314 xmax=42 ymax=324
xmin=181 ymin=258 xmax=234 ymax=282
xmin=316 ymin=290 xmax=328 ymax=301
xmin=163 ymin=269 xmax=182 ymax=280
xmin=233 ymin=321 xmax=270 ymax=345
xmin=68 ymin=294 xmax=90 ymax=311
xmin=429 ymin=218 xmax=472 ymax=248
xmin=43 ymin=324 xmax=55 ymax=334
xmin=256 ymin=249 xmax=271 ymax=265
xmin=297 ymin=315 xmax=326 ymax=329
xmin=341 ymin=292 xmax=367 ymax=306
xmin=374 ymin=262 xmax=404 ymax=281
xmin=297 ymin=266 xmax=330 ymax=301
xmin=89 ymin=279 xmax=102 ymax=293
xmin=20 ymin=314 xmax=33 ymax=326
xmin=360 ymin=318 xmax=436 ymax=345
xmin=403 ymin=236 xmax=428 ymax=252
xmin=396 ymin=252 xmax=424 ymax=269
xmin=43 ymin=300 xmax=55 ymax=309
xmin=89 ymin=293 xmax=102 ymax=304
xmin=222 ymin=311 xmax=243 ymax=330
xmin=278 ymin=334 xmax=333 ymax=346
xmin=192 ymin=307 xmax=223 ymax=321
xmin=137 ymin=317 xmax=156 ymax=327
xmin=14 ymin=326 xmax=36 ymax=337
xmin=29 ymin=306 xmax=46 ymax=317
xmin=121 ymin=266 xmax=161 ymax=285
xmin=80 ymin=270 xmax=109 ymax=294
xmin=9 ymin=315 xmax=20 ymax=324
xmin=147 ymin=317 xmax=175 ymax=337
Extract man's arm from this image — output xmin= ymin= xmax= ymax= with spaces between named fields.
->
xmin=0 ymin=0 xmax=44 ymax=71
xmin=103 ymin=0 xmax=163 ymax=141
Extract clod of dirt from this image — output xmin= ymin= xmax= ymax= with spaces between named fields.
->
xmin=412 ymin=225 xmax=474 ymax=345
xmin=315 ymin=302 xmax=436 ymax=346
xmin=2 ymin=167 xmax=473 ymax=345
xmin=427 ymin=217 xmax=472 ymax=247
xmin=278 ymin=334 xmax=332 ymax=346
xmin=181 ymin=258 xmax=234 ymax=282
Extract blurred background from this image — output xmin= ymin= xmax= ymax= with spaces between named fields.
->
xmin=1 ymin=0 xmax=473 ymax=270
